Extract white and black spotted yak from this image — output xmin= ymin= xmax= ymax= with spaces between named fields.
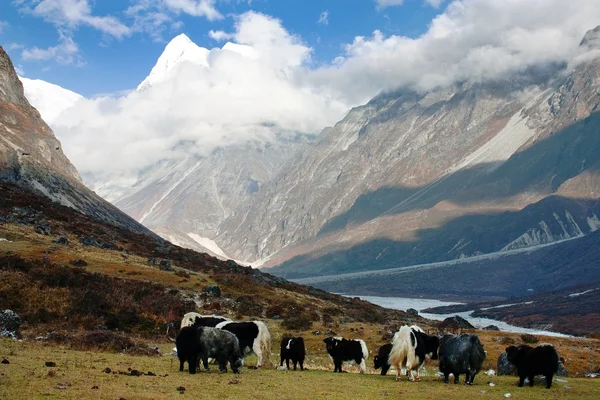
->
xmin=438 ymin=333 xmax=486 ymax=385
xmin=280 ymin=336 xmax=306 ymax=371
xmin=323 ymin=337 xmax=369 ymax=374
xmin=389 ymin=325 xmax=440 ymax=381
xmin=506 ymin=343 xmax=559 ymax=389
xmin=215 ymin=321 xmax=272 ymax=368
xmin=176 ymin=326 xmax=243 ymax=374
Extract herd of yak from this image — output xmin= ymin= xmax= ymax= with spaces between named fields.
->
xmin=171 ymin=312 xmax=561 ymax=389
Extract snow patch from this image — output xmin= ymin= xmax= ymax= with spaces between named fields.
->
xmin=587 ymin=214 xmax=600 ymax=232
xmin=567 ymin=288 xmax=598 ymax=297
xmin=187 ymin=233 xmax=228 ymax=259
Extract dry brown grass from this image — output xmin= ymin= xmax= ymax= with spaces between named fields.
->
xmin=1 ymin=338 xmax=599 ymax=400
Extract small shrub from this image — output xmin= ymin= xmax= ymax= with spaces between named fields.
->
xmin=235 ymin=296 xmax=263 ymax=317
xmin=265 ymin=305 xmax=284 ymax=319
xmin=282 ymin=309 xmax=313 ymax=331
xmin=520 ymin=333 xmax=539 ymax=344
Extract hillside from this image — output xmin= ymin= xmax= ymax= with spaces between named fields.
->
xmin=217 ymin=26 xmax=600 ymax=283
xmin=0 ymin=46 xmax=151 ymax=236
xmin=0 ymin=180 xmax=415 ymax=337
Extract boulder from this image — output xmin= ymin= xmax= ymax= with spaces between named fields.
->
xmin=0 ymin=309 xmax=22 ymax=332
xmin=406 ymin=308 xmax=419 ymax=316
xmin=35 ymin=220 xmax=51 ymax=235
xmin=557 ymin=359 xmax=569 ymax=377
xmin=484 ymin=325 xmax=500 ymax=331
xmin=497 ymin=352 xmax=516 ymax=376
xmin=520 ymin=333 xmax=539 ymax=344
xmin=203 ymin=285 xmax=221 ymax=297
xmin=441 ymin=315 xmax=474 ymax=329
xmin=53 ymin=235 xmax=68 ymax=245
xmin=159 ymin=260 xmax=173 ymax=271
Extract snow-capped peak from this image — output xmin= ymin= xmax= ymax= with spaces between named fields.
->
xmin=137 ymin=33 xmax=210 ymax=91
xmin=20 ymin=77 xmax=84 ymax=124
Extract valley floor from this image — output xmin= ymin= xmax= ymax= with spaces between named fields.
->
xmin=1 ymin=339 xmax=600 ymax=400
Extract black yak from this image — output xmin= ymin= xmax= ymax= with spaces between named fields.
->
xmin=505 ymin=344 xmax=559 ymax=389
xmin=176 ymin=326 xmax=243 ymax=374
xmin=438 ymin=333 xmax=486 ymax=384
xmin=373 ymin=343 xmax=392 ymax=376
xmin=280 ymin=336 xmax=306 ymax=371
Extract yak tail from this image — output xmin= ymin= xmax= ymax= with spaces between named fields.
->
xmin=166 ymin=322 xmax=176 ymax=343
xmin=256 ymin=321 xmax=272 ymax=367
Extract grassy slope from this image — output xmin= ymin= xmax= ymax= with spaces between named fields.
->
xmin=1 ymin=338 xmax=600 ymax=400
xmin=1 ymin=182 xmax=599 ymax=398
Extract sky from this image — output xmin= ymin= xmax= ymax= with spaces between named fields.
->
xmin=0 ymin=0 xmax=445 ymax=97
xmin=1 ymin=0 xmax=599 ymax=195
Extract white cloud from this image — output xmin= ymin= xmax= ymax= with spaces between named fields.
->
xmin=426 ymin=0 xmax=445 ymax=7
xmin=21 ymin=33 xmax=83 ymax=65
xmin=0 ymin=20 xmax=9 ymax=33
xmin=39 ymin=1 xmax=600 ymax=191
xmin=208 ymin=29 xmax=234 ymax=41
xmin=50 ymin=12 xmax=347 ymax=184
xmin=375 ymin=0 xmax=404 ymax=8
xmin=126 ymin=0 xmax=223 ymax=41
xmin=309 ymin=0 xmax=600 ymax=105
xmin=163 ymin=0 xmax=222 ymax=21
xmin=318 ymin=10 xmax=328 ymax=25
xmin=15 ymin=64 xmax=25 ymax=76
xmin=20 ymin=0 xmax=130 ymax=38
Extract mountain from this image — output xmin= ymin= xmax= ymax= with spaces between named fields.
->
xmin=99 ymin=34 xmax=311 ymax=259
xmin=0 ymin=46 xmax=150 ymax=235
xmin=217 ymin=26 xmax=600 ymax=281
xmin=137 ymin=33 xmax=209 ymax=91
xmin=20 ymin=77 xmax=83 ymax=124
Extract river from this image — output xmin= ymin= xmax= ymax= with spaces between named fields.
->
xmin=356 ymin=295 xmax=572 ymax=338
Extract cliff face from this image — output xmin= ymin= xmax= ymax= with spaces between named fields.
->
xmin=0 ymin=46 xmax=151 ymax=235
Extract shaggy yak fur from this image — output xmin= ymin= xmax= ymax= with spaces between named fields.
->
xmin=438 ymin=334 xmax=486 ymax=385
xmin=389 ymin=325 xmax=440 ymax=381
xmin=176 ymin=326 xmax=243 ymax=374
xmin=215 ymin=321 xmax=272 ymax=367
xmin=505 ymin=344 xmax=559 ymax=389
xmin=323 ymin=336 xmax=369 ymax=374
xmin=280 ymin=336 xmax=306 ymax=371
xmin=373 ymin=343 xmax=393 ymax=376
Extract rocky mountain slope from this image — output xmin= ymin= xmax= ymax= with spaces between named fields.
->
xmin=217 ymin=26 xmax=600 ymax=280
xmin=0 ymin=46 xmax=150 ymax=235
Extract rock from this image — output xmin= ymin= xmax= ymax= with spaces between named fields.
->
xmin=103 ymin=367 xmax=112 ymax=374
xmin=485 ymin=369 xmax=496 ymax=377
xmin=497 ymin=352 xmax=516 ymax=376
xmin=147 ymin=258 xmax=158 ymax=266
xmin=79 ymin=236 xmax=101 ymax=247
xmin=0 ymin=309 xmax=22 ymax=332
xmin=91 ymin=385 xmax=99 ymax=390
xmin=176 ymin=386 xmax=186 ymax=392
xmin=441 ymin=315 xmax=474 ymax=329
xmin=130 ymin=370 xmax=142 ymax=376
xmin=35 ymin=220 xmax=51 ymax=235
xmin=147 ymin=371 xmax=156 ymax=376
xmin=69 ymin=259 xmax=88 ymax=267
xmin=1 ymin=358 xmax=9 ymax=364
xmin=483 ymin=325 xmax=500 ymax=331
xmin=504 ymin=393 xmax=511 ymax=398
xmin=520 ymin=333 xmax=539 ymax=344
xmin=203 ymin=285 xmax=222 ymax=297
xmin=53 ymin=235 xmax=69 ymax=245
xmin=45 ymin=361 xmax=56 ymax=367
xmin=557 ymin=360 xmax=569 ymax=377
xmin=406 ymin=308 xmax=419 ymax=316
xmin=228 ymin=379 xmax=239 ymax=384
xmin=159 ymin=260 xmax=173 ymax=271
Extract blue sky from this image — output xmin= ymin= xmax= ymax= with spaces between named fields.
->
xmin=0 ymin=0 xmax=444 ymax=97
